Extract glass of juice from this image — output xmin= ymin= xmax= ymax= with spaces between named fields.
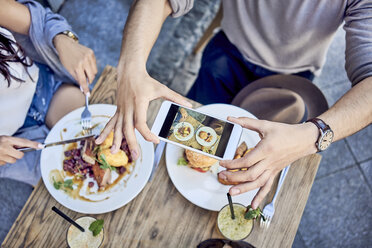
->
xmin=66 ymin=216 xmax=104 ymax=248
xmin=217 ymin=203 xmax=253 ymax=241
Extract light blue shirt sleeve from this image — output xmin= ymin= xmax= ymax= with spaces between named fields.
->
xmin=13 ymin=0 xmax=77 ymax=83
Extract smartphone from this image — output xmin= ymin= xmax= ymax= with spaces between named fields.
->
xmin=151 ymin=101 xmax=243 ymax=160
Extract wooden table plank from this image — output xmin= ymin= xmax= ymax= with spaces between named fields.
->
xmin=2 ymin=66 xmax=321 ymax=248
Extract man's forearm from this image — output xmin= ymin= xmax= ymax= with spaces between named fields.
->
xmin=319 ymin=76 xmax=372 ymax=141
xmin=118 ymin=0 xmax=172 ymax=73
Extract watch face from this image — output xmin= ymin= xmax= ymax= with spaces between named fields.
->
xmin=319 ymin=130 xmax=334 ymax=151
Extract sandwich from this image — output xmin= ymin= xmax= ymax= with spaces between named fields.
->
xmin=178 ymin=149 xmax=218 ymax=173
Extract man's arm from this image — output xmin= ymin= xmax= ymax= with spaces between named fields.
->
xmin=118 ymin=0 xmax=171 ymax=73
xmin=217 ymin=0 xmax=372 ymax=209
xmin=320 ymin=77 xmax=372 ymax=141
xmin=218 ymin=77 xmax=372 ymax=209
xmin=96 ymin=0 xmax=192 ymax=159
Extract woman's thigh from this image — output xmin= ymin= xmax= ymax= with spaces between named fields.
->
xmin=45 ymin=84 xmax=84 ymax=128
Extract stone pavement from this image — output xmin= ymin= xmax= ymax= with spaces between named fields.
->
xmin=1 ymin=0 xmax=371 ymax=247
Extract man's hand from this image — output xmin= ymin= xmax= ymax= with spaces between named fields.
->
xmin=53 ymin=34 xmax=97 ymax=94
xmin=218 ymin=117 xmax=318 ymax=209
xmin=0 ymin=136 xmax=41 ymax=165
xmin=96 ymin=69 xmax=192 ymax=160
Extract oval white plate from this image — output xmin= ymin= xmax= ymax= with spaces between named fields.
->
xmin=173 ymin=122 xmax=194 ymax=141
xmin=195 ymin=126 xmax=217 ymax=147
xmin=40 ymin=104 xmax=154 ymax=214
xmin=166 ymin=104 xmax=261 ymax=211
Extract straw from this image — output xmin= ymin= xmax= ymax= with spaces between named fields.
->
xmin=52 ymin=206 xmax=85 ymax=232
xmin=227 ymin=193 xmax=235 ymax=219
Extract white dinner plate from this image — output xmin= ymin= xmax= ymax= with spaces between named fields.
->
xmin=40 ymin=104 xmax=154 ymax=214
xmin=195 ymin=126 xmax=218 ymax=147
xmin=166 ymin=104 xmax=261 ymax=211
xmin=174 ymin=122 xmax=194 ymax=141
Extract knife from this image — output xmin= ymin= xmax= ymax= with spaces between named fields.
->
xmin=17 ymin=134 xmax=96 ymax=153
xmin=148 ymin=141 xmax=166 ymax=182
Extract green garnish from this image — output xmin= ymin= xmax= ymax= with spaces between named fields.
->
xmin=99 ymin=154 xmax=117 ymax=172
xmin=53 ymin=177 xmax=74 ymax=191
xmin=177 ymin=157 xmax=188 ymax=166
xmin=93 ymin=145 xmax=101 ymax=154
xmin=53 ymin=177 xmax=62 ymax=190
xmin=63 ymin=179 xmax=74 ymax=190
xmin=202 ymin=147 xmax=213 ymax=154
xmin=89 ymin=219 xmax=104 ymax=236
xmin=244 ymin=205 xmax=266 ymax=221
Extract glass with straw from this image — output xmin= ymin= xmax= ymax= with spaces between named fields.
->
xmin=52 ymin=206 xmax=104 ymax=248
xmin=216 ymin=193 xmax=254 ymax=241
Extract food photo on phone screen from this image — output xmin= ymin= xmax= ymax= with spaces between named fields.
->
xmin=151 ymin=101 xmax=243 ymax=160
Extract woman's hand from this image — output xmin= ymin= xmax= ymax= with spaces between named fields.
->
xmin=96 ymin=68 xmax=191 ymax=160
xmin=218 ymin=117 xmax=319 ymax=209
xmin=53 ymin=34 xmax=97 ymax=94
xmin=0 ymin=136 xmax=41 ymax=165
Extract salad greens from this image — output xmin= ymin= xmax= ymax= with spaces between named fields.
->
xmin=244 ymin=205 xmax=266 ymax=221
xmin=177 ymin=157 xmax=188 ymax=166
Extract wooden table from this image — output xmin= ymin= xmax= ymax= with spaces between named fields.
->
xmin=2 ymin=66 xmax=321 ymax=248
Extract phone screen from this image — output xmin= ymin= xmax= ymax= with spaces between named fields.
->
xmin=159 ymin=104 xmax=234 ymax=157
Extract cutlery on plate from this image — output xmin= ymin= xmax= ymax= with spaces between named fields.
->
xmin=81 ymin=80 xmax=92 ymax=134
xmin=148 ymin=141 xmax=166 ymax=182
xmin=260 ymin=164 xmax=290 ymax=229
xmin=17 ymin=134 xmax=95 ymax=153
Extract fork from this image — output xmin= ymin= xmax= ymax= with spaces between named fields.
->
xmin=260 ymin=164 xmax=291 ymax=229
xmin=80 ymin=85 xmax=92 ymax=134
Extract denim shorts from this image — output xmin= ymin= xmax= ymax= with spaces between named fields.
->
xmin=22 ymin=62 xmax=64 ymax=128
xmin=0 ymin=63 xmax=64 ymax=186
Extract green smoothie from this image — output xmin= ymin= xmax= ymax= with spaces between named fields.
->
xmin=217 ymin=203 xmax=253 ymax=240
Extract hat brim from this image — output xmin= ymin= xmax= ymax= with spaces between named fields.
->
xmin=231 ymin=75 xmax=328 ymax=120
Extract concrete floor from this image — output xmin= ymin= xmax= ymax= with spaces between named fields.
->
xmin=1 ymin=1 xmax=371 ymax=247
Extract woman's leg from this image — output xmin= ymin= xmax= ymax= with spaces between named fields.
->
xmin=45 ymin=84 xmax=85 ymax=128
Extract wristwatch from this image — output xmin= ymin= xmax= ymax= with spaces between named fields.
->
xmin=306 ymin=118 xmax=334 ymax=152
xmin=60 ymin=30 xmax=79 ymax=42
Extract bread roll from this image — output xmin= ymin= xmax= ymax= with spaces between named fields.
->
xmin=185 ymin=149 xmax=217 ymax=168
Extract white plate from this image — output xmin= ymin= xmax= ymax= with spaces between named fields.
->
xmin=166 ymin=104 xmax=261 ymax=211
xmin=195 ymin=126 xmax=217 ymax=147
xmin=173 ymin=122 xmax=194 ymax=141
xmin=40 ymin=104 xmax=154 ymax=214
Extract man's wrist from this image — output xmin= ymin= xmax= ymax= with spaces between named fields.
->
xmin=117 ymin=59 xmax=147 ymax=77
xmin=301 ymin=122 xmax=320 ymax=155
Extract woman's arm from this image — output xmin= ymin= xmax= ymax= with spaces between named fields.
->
xmin=0 ymin=136 xmax=41 ymax=165
xmin=0 ymin=0 xmax=31 ymax=35
xmin=0 ymin=0 xmax=97 ymax=93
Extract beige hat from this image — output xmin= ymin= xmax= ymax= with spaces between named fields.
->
xmin=231 ymin=75 xmax=328 ymax=124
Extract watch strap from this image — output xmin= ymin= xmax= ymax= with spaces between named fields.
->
xmin=306 ymin=118 xmax=333 ymax=152
xmin=306 ymin=118 xmax=329 ymax=132
xmin=61 ymin=30 xmax=79 ymax=42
